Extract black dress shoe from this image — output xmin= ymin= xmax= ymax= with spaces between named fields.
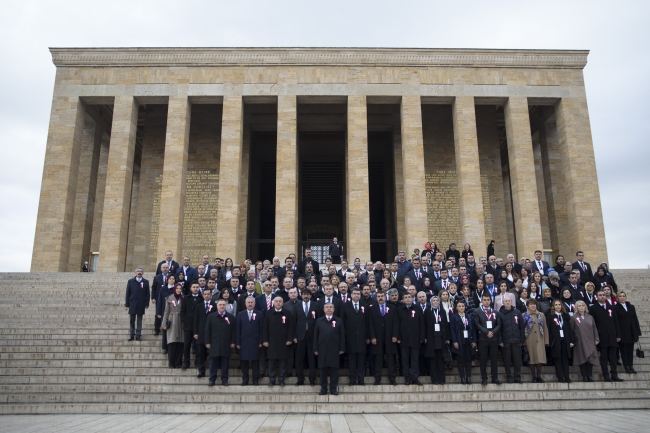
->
xmin=268 ymin=381 xmax=275 ymax=387
xmin=319 ymin=389 xmax=327 ymax=395
xmin=296 ymin=380 xmax=304 ymax=386
xmin=466 ymin=377 xmax=471 ymax=385
xmin=565 ymin=377 xmax=572 ymax=383
xmin=241 ymin=380 xmax=249 ymax=386
xmin=349 ymin=380 xmax=357 ymax=386
xmin=588 ymin=376 xmax=594 ymax=382
xmin=222 ymin=382 xmax=229 ymax=386
xmin=154 ymin=332 xmax=160 ymax=336
xmin=630 ymin=367 xmax=637 ymax=374
xmin=181 ymin=366 xmax=188 ymax=371
xmin=507 ymin=377 xmax=514 ymax=384
xmin=358 ymin=381 xmax=365 ymax=386
xmin=414 ymin=380 xmax=424 ymax=386
xmin=405 ymin=379 xmax=412 ymax=385
xmin=514 ymin=378 xmax=522 ymax=383
xmin=612 ymin=376 xmax=624 ymax=382
xmin=582 ymin=376 xmax=588 ymax=382
xmin=460 ymin=377 xmax=466 ymax=384
xmin=191 ymin=349 xmax=196 ymax=355
xmin=309 ymin=381 xmax=316 ymax=386
xmin=197 ymin=372 xmax=205 ymax=378
xmin=162 ymin=350 xmax=168 ymax=355
xmin=603 ymin=376 xmax=612 ymax=382
xmin=537 ymin=377 xmax=545 ymax=383
xmin=331 ymin=390 xmax=339 ymax=395
xmin=135 ymin=336 xmax=141 ymax=341
xmin=279 ymin=381 xmax=285 ymax=387
xmin=208 ymin=381 xmax=215 ymax=386
xmin=558 ymin=377 xmax=566 ymax=383
xmin=481 ymin=378 xmax=488 ymax=386
xmin=374 ymin=380 xmax=381 ymax=386
xmin=390 ymin=380 xmax=397 ymax=386
xmin=253 ymin=380 xmax=259 ymax=386
xmin=491 ymin=379 xmax=502 ymax=385
xmin=128 ymin=336 xmax=135 ymax=341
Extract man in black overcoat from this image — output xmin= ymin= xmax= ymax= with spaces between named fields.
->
xmin=204 ymin=299 xmax=236 ymax=386
xmin=193 ymin=287 xmax=215 ymax=378
xmin=181 ymin=282 xmax=202 ymax=369
xmin=424 ymin=296 xmax=450 ymax=385
xmin=156 ymin=250 xmax=179 ymax=275
xmin=328 ymin=237 xmax=343 ymax=264
xmin=294 ymin=289 xmax=319 ymax=385
xmin=397 ymin=293 xmax=425 ymax=385
xmin=473 ymin=294 xmax=502 ymax=385
xmin=236 ymin=296 xmax=264 ymax=385
xmin=125 ymin=267 xmax=150 ymax=341
xmin=314 ymin=303 xmax=345 ymax=395
xmin=262 ymin=297 xmax=296 ymax=386
xmin=341 ymin=287 xmax=370 ymax=385
xmin=318 ymin=285 xmax=342 ymax=318
xmin=368 ymin=291 xmax=399 ymax=385
xmin=591 ymin=290 xmax=623 ymax=382
xmin=151 ymin=263 xmax=170 ymax=335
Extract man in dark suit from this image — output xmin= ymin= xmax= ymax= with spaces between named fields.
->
xmin=294 ymin=289 xmax=319 ymax=385
xmin=337 ymin=260 xmax=351 ymax=281
xmin=283 ymin=288 xmax=301 ymax=377
xmin=200 ymin=254 xmax=214 ymax=275
xmin=238 ymin=280 xmax=259 ymax=313
xmin=181 ymin=282 xmax=203 ymax=369
xmin=397 ymin=293 xmax=425 ymax=385
xmin=329 ymin=237 xmax=343 ymax=264
xmin=297 ymin=248 xmax=319 ymax=277
xmin=473 ymin=294 xmax=502 ymax=385
xmin=236 ymin=297 xmax=264 ymax=385
xmin=151 ymin=263 xmax=171 ymax=335
xmin=368 ymin=291 xmax=399 ymax=385
xmin=407 ymin=257 xmax=428 ymax=291
xmin=193 ymin=287 xmax=215 ymax=378
xmin=176 ymin=256 xmax=195 ymax=282
xmin=531 ymin=250 xmax=550 ymax=274
xmin=318 ymin=285 xmax=343 ymax=318
xmin=255 ymin=280 xmax=278 ymax=378
xmin=559 ymin=261 xmax=574 ymax=287
xmin=205 ymin=299 xmax=236 ymax=386
xmin=591 ymin=290 xmax=624 ymax=382
xmin=424 ymin=296 xmax=449 ymax=385
xmin=156 ymin=250 xmax=179 ymax=275
xmin=564 ymin=271 xmax=586 ymax=301
xmin=485 ymin=255 xmax=500 ymax=277
xmin=341 ymin=288 xmax=370 ymax=385
xmin=572 ymin=251 xmax=594 ymax=285
xmin=314 ymin=302 xmax=345 ymax=395
xmin=433 ymin=269 xmax=451 ymax=295
xmin=125 ymin=267 xmax=150 ymax=341
xmin=262 ymin=297 xmax=295 ymax=386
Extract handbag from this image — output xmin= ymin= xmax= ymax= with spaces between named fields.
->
xmin=522 ymin=345 xmax=530 ymax=366
xmin=166 ymin=320 xmax=172 ymax=329
xmin=636 ymin=342 xmax=645 ymax=358
xmin=443 ymin=343 xmax=453 ymax=363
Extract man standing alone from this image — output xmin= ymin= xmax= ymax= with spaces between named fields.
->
xmin=125 ymin=267 xmax=150 ymax=341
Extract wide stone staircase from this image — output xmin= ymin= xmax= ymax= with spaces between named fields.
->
xmin=1 ymin=270 xmax=649 ymax=414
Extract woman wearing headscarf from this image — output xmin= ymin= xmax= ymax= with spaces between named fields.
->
xmin=593 ymin=265 xmax=618 ymax=294
xmin=162 ymin=283 xmax=185 ymax=368
xmin=523 ymin=298 xmax=549 ymax=383
xmin=547 ymin=300 xmax=574 ymax=382
xmin=560 ymin=288 xmax=577 ymax=317
xmin=570 ymin=300 xmax=600 ymax=382
xmin=537 ymin=287 xmax=554 ymax=315
xmin=615 ymin=291 xmax=642 ymax=374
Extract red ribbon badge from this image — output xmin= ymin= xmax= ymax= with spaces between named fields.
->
xmin=332 ymin=320 xmax=336 ymax=328
xmin=514 ymin=316 xmax=518 ymax=324
xmin=252 ymin=313 xmax=256 ymax=320
xmin=576 ymin=317 xmax=581 ymax=323
xmin=411 ymin=310 xmax=416 ymax=318
xmin=554 ymin=318 xmax=559 ymax=325
xmin=282 ymin=316 xmax=286 ymax=324
xmin=361 ymin=306 xmax=365 ymax=313
xmin=140 ymin=282 xmax=143 ymax=288
xmin=608 ymin=310 xmax=612 ymax=317
xmin=311 ymin=311 xmax=316 ymax=319
xmin=225 ymin=317 xmax=230 ymax=324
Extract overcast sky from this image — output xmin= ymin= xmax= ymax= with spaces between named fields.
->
xmin=0 ymin=1 xmax=648 ymax=271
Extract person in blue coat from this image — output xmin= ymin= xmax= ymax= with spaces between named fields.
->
xmin=125 ymin=267 xmax=150 ymax=341
xmin=236 ymin=297 xmax=264 ymax=386
xmin=450 ymin=300 xmax=477 ymax=384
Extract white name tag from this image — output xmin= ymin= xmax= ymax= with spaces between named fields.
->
xmin=486 ymin=321 xmax=493 ymax=329
xmin=568 ymin=312 xmax=574 ymax=317
xmin=435 ymin=324 xmax=440 ymax=332
xmin=463 ymin=330 xmax=469 ymax=339
xmin=559 ymin=330 xmax=564 ymax=338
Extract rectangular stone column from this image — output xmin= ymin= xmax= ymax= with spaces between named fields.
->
xmin=392 ymin=113 xmax=407 ymax=253
xmin=275 ymin=95 xmax=298 ymax=259
xmin=98 ymin=96 xmax=139 ymax=271
xmin=504 ymin=96 xmax=543 ymax=259
xmin=452 ymin=96 xmax=486 ymax=252
xmin=400 ymin=96 xmax=428 ymax=252
xmin=156 ymin=96 xmax=191 ymax=259
xmin=31 ymin=96 xmax=85 ymax=272
xmin=215 ymin=96 xmax=244 ymax=262
xmin=68 ymin=117 xmax=103 ymax=271
xmin=554 ymin=97 xmax=608 ymax=265
xmin=346 ymin=96 xmax=371 ymax=261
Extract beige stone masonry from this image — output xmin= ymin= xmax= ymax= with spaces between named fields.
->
xmin=275 ymin=95 xmax=298 ymax=259
xmin=346 ymin=95 xmax=371 ymax=261
xmin=452 ymin=96 xmax=486 ymax=252
xmin=68 ymin=117 xmax=103 ymax=271
xmin=156 ymin=96 xmax=191 ymax=259
xmin=504 ymin=96 xmax=543 ymax=259
xmin=215 ymin=96 xmax=244 ymax=262
xmin=89 ymin=133 xmax=109 ymax=255
xmin=554 ymin=97 xmax=608 ymax=265
xmin=98 ymin=96 xmax=139 ymax=271
xmin=400 ymin=95 xmax=428 ymax=252
xmin=31 ymin=96 xmax=85 ymax=272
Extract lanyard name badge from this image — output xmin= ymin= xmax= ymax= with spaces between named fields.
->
xmin=462 ymin=316 xmax=469 ymax=339
xmin=485 ymin=309 xmax=493 ymax=329
xmin=433 ymin=309 xmax=440 ymax=332
xmin=557 ymin=316 xmax=564 ymax=338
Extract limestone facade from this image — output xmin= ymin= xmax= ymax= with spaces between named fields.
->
xmin=32 ymin=48 xmax=609 ymax=271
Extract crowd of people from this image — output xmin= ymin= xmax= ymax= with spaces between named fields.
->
xmin=124 ymin=240 xmax=642 ymax=395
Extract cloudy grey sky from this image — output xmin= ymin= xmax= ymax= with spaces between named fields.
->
xmin=0 ymin=1 xmax=648 ymax=271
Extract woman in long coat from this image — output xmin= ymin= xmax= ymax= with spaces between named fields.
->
xmin=570 ymin=300 xmax=600 ymax=382
xmin=449 ymin=301 xmax=477 ymax=385
xmin=547 ymin=300 xmax=575 ymax=383
xmin=162 ymin=284 xmax=184 ymax=368
xmin=156 ymin=275 xmax=176 ymax=354
xmin=523 ymin=298 xmax=549 ymax=383
xmin=615 ymin=291 xmax=642 ymax=374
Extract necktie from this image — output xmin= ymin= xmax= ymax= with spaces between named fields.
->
xmin=248 ymin=311 xmax=252 ymax=321
xmin=327 ymin=316 xmax=331 ymax=322
xmin=355 ymin=304 xmax=358 ymax=313
xmin=327 ymin=298 xmax=331 ymax=304
xmin=304 ymin=302 xmax=309 ymax=317
xmin=266 ymin=297 xmax=272 ymax=310
xmin=220 ymin=312 xmax=224 ymax=318
xmin=581 ymin=262 xmax=586 ymax=271
xmin=416 ymin=271 xmax=420 ymax=280
xmin=381 ymin=304 xmax=385 ymax=316
xmin=435 ymin=272 xmax=439 ymax=279
xmin=205 ymin=302 xmax=209 ymax=313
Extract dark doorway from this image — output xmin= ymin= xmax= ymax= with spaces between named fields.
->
xmin=368 ymin=130 xmax=397 ymax=262
xmin=247 ymin=130 xmax=277 ymax=261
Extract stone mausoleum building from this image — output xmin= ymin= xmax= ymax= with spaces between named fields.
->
xmin=32 ymin=47 xmax=608 ymax=272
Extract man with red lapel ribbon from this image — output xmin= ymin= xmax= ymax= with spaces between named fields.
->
xmin=262 ymin=297 xmax=295 ymax=386
xmin=204 ymin=299 xmax=236 ymax=386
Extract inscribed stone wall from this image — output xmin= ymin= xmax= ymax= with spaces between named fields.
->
xmin=181 ymin=105 xmax=222 ymax=264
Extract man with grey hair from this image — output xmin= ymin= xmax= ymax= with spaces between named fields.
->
xmin=125 ymin=267 xmax=150 ymax=341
